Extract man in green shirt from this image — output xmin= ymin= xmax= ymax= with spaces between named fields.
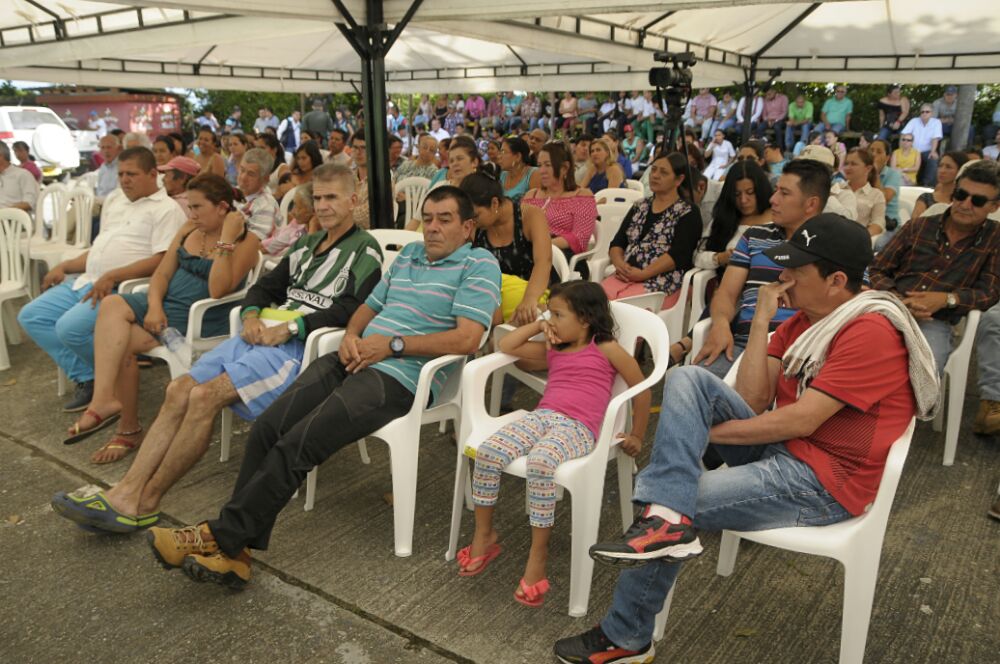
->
xmin=785 ymin=93 xmax=815 ymax=153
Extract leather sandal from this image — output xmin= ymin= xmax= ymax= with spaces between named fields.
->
xmin=90 ymin=427 xmax=143 ymax=465
xmin=64 ymin=409 xmax=120 ymax=445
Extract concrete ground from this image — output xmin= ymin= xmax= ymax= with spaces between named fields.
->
xmin=1 ymin=326 xmax=998 ymax=664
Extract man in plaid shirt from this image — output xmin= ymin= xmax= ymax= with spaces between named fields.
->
xmin=870 ymin=160 xmax=1000 ymax=374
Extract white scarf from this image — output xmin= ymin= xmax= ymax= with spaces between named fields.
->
xmin=782 ymin=291 xmax=940 ymax=420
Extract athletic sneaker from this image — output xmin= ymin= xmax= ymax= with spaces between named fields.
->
xmin=589 ymin=506 xmax=703 ymax=566
xmin=553 ymin=625 xmax=655 ymax=664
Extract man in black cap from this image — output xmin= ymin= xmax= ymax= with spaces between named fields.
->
xmin=555 ymin=213 xmax=926 ymax=664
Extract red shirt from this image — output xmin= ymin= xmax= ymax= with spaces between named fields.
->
xmin=767 ymin=311 xmax=916 ymax=515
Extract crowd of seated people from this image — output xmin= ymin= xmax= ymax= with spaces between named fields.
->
xmin=7 ymin=80 xmax=999 ymax=661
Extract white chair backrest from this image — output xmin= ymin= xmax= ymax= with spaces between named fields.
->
xmin=551 ymin=245 xmax=575 ymax=281
xmin=864 ymin=419 xmax=915 ymax=527
xmin=67 ymin=187 xmax=95 ymax=248
xmin=395 ymin=176 xmax=431 ymax=224
xmin=594 ymin=187 xmax=644 ymax=206
xmin=76 ymin=171 xmax=98 ymax=191
xmin=279 ymin=185 xmax=299 ymax=226
xmin=592 ymin=202 xmax=632 ymax=258
xmin=0 ymin=208 xmax=32 ymax=287
xmin=247 ymin=252 xmax=266 ymax=286
xmin=897 ymin=186 xmax=932 ymax=223
xmin=624 ymin=179 xmax=645 ymax=193
xmin=370 ymin=229 xmax=423 ymax=257
xmin=36 ymin=183 xmax=69 ymax=241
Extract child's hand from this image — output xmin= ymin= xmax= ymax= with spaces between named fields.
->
xmin=617 ymin=433 xmax=642 ymax=457
xmin=541 ymin=320 xmax=562 ymax=347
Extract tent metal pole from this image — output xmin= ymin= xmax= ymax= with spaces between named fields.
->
xmin=742 ymin=58 xmax=757 ymax=144
xmin=332 ymin=0 xmax=423 ymax=229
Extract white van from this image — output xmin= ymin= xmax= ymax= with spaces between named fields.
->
xmin=0 ymin=105 xmax=81 ymax=179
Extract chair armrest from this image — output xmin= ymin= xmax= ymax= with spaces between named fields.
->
xmin=302 ymin=328 xmax=344 ymax=370
xmin=118 ymin=277 xmax=149 ymax=294
xmin=617 ymin=291 xmax=667 ymax=314
xmin=588 ymin=257 xmax=611 ymax=283
xmin=186 ymin=289 xmax=249 ymax=343
xmin=568 ymin=249 xmax=596 ymax=272
xmin=686 ymin=318 xmax=713 ymax=364
xmin=410 ymin=352 xmax=471 ymax=417
xmin=228 ymin=306 xmax=243 ymax=337
xmin=459 ymin=352 xmax=522 ymax=442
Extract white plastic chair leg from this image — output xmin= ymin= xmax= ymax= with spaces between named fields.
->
xmin=653 ymin=582 xmax=676 ymax=641
xmin=303 ymin=467 xmax=317 ymax=511
xmin=567 ymin=486 xmax=603 ymax=617
xmin=2 ymin=301 xmax=23 ymax=345
xmin=219 ymin=408 xmax=233 ymax=462
xmin=716 ymin=531 xmax=741 ymax=576
xmin=837 ymin=554 xmax=880 ymax=664
xmin=488 ymin=369 xmax=506 ymax=416
xmin=617 ymin=451 xmax=636 ymax=532
xmin=942 ymin=364 xmax=967 ymax=466
xmin=446 ymin=453 xmax=470 ymax=561
xmin=0 ymin=332 xmax=9 ymax=371
xmin=388 ymin=440 xmax=419 ymax=557
xmin=932 ymin=375 xmax=946 ymax=433
xmin=357 ymin=439 xmax=371 ymax=465
xmin=56 ymin=367 xmax=69 ymax=397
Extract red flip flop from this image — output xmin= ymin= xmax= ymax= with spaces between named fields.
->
xmin=457 ymin=543 xmax=502 ymax=577
xmin=514 ymin=577 xmax=550 ymax=608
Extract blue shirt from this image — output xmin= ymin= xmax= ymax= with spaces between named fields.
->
xmin=364 ymin=242 xmax=501 ymax=399
xmin=728 ymin=224 xmax=796 ymax=344
xmin=879 ymin=166 xmax=903 ymax=221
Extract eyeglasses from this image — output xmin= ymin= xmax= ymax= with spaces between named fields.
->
xmin=900 ymin=137 xmax=913 ymax=142
xmin=954 ymin=187 xmax=998 ymax=208
xmin=921 ymin=110 xmax=932 ymax=114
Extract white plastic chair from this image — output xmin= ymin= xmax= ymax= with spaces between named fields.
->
xmin=653 ymin=419 xmax=916 ymax=664
xmin=624 ymin=179 xmax=645 ymax=193
xmin=26 ymin=183 xmax=71 ymax=295
xmin=447 ymin=301 xmax=670 ymax=616
xmin=395 ymin=176 xmax=431 ymax=225
xmin=897 ymin=186 xmax=932 ymax=224
xmin=66 ymin=187 xmax=95 ymax=252
xmin=368 ymin=229 xmax=423 ymax=255
xmin=593 ymin=187 xmax=644 ymax=206
xmin=933 ymin=310 xmax=980 ymax=466
xmin=571 ymin=202 xmax=631 ymax=282
xmin=0 ymin=209 xmax=33 ymax=371
xmin=615 ymin=268 xmax=705 ymax=346
xmin=118 ymin=253 xmax=266 ymax=378
xmin=301 ymin=327 xmax=491 ymax=558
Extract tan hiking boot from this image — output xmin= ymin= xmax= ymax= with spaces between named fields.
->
xmin=975 ymin=400 xmax=1000 ymax=435
xmin=147 ymin=523 xmax=218 ymax=569
xmin=182 ymin=549 xmax=252 ymax=589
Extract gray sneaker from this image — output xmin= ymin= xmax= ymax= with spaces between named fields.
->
xmin=63 ymin=381 xmax=94 ymax=413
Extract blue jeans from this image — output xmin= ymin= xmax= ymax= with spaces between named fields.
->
xmin=785 ymin=122 xmax=811 ymax=151
xmin=16 ymin=280 xmax=99 ymax=383
xmin=917 ymin=318 xmax=953 ymax=377
xmin=600 ymin=367 xmax=850 ymax=649
xmin=717 ymin=118 xmax=738 ymax=133
xmin=815 ymin=122 xmax=845 ymax=136
xmin=976 ymin=303 xmax=1000 ymax=401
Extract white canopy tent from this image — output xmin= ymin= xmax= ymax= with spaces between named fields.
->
xmin=2 ymin=1 xmax=999 ymax=93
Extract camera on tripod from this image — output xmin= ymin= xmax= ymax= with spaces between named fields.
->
xmin=649 ymin=51 xmax=696 ymax=90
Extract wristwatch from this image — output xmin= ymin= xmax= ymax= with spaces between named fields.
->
xmin=390 ymin=336 xmax=405 ymax=358
xmin=286 ymin=319 xmax=299 ymax=337
xmin=946 ymin=293 xmax=958 ymax=309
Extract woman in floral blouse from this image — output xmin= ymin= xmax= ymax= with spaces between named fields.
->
xmin=601 ymin=152 xmax=702 ymax=308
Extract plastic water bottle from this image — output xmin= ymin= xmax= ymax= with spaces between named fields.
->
xmin=158 ymin=327 xmax=192 ymax=365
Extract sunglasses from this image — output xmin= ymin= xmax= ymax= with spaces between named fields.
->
xmin=954 ymin=187 xmax=998 ymax=207
xmin=900 ymin=137 xmax=913 ymax=142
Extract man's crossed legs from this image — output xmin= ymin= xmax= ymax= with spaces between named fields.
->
xmin=554 ymin=367 xmax=850 ymax=662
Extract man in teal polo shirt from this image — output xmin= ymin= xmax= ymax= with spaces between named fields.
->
xmin=816 ymin=85 xmax=853 ymax=135
xmin=146 ymin=186 xmax=502 ymax=588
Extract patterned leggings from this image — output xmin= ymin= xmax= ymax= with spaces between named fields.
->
xmin=472 ymin=409 xmax=595 ymax=528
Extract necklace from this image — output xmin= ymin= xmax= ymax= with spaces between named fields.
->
xmin=198 ymin=230 xmax=210 ymax=258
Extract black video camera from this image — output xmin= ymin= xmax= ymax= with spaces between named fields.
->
xmin=649 ymin=51 xmax=696 ymax=89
